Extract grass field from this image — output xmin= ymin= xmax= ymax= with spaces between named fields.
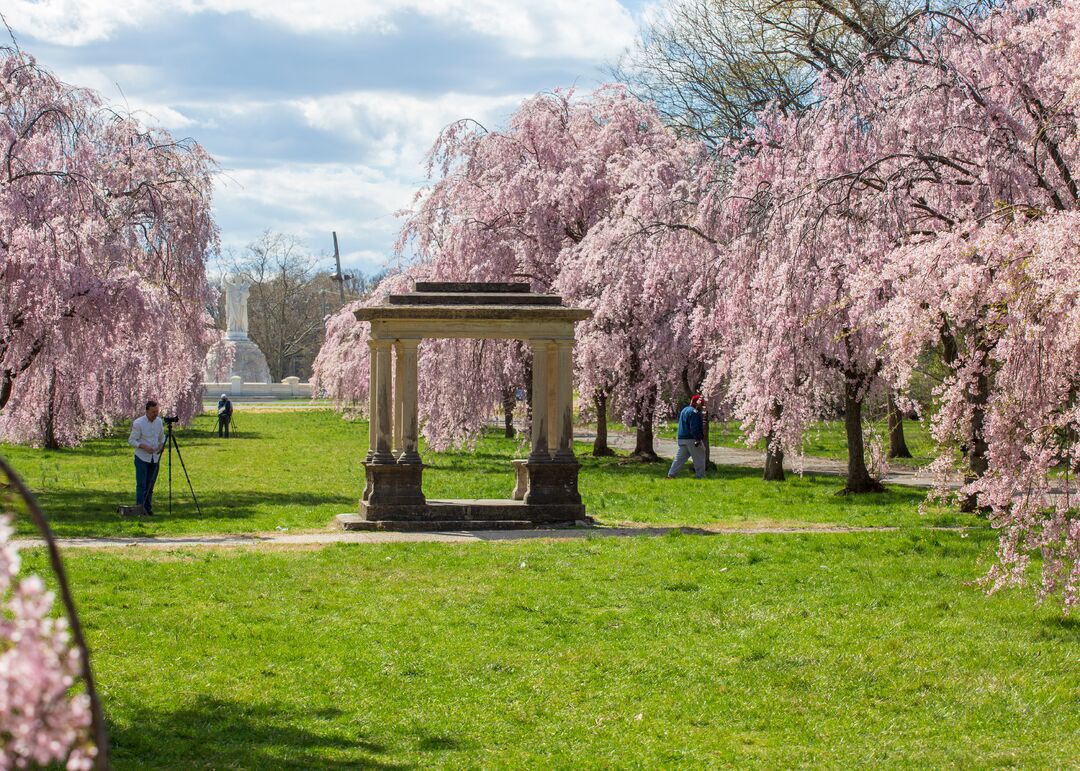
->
xmin=1 ymin=410 xmax=972 ymax=538
xmin=6 ymin=409 xmax=1075 ymax=767
xmin=24 ymin=530 xmax=1078 ymax=768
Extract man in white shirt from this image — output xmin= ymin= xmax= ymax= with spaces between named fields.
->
xmin=128 ymin=400 xmax=166 ymax=516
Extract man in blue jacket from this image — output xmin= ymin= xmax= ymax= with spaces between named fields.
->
xmin=667 ymin=394 xmax=708 ymax=479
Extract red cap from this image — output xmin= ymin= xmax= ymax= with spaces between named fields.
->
xmin=691 ymin=394 xmax=706 ymax=407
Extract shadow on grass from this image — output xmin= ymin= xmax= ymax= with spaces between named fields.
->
xmin=29 ymin=488 xmax=353 ymax=536
xmin=111 ymin=696 xmax=407 ymax=769
xmin=23 ymin=427 xmax=264 ymax=458
xmin=1039 ymin=615 xmax=1080 ymax=643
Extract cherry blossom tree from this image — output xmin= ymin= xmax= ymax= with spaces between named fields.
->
xmin=318 ymin=86 xmax=710 ymax=456
xmin=401 ymin=87 xmax=665 ymax=455
xmin=707 ymin=0 xmax=1080 ymax=601
xmin=691 ymin=99 xmax=899 ymax=492
xmin=0 ymin=49 xmax=218 ymax=447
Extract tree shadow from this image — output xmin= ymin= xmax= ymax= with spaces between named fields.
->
xmin=1039 ymin=614 xmax=1080 ymax=644
xmin=110 ymin=695 xmax=408 ymax=769
xmin=18 ymin=426 xmax=263 ymax=458
xmin=26 ymin=488 xmax=354 ymax=538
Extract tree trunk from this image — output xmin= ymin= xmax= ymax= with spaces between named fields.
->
xmin=843 ymin=382 xmax=884 ymax=493
xmin=43 ymin=371 xmax=59 ymax=450
xmin=763 ymin=402 xmax=785 ymax=481
xmin=502 ymin=389 xmax=515 ymax=439
xmin=961 ymin=367 xmax=991 ymax=512
xmin=887 ymin=392 xmax=912 ymax=459
xmin=0 ymin=373 xmax=11 ymax=411
xmin=630 ymin=387 xmax=660 ymax=462
xmin=633 ymin=421 xmax=659 ymax=462
xmin=592 ymin=390 xmax=615 ymax=457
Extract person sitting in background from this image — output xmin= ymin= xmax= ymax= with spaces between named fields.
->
xmin=128 ymin=400 xmax=165 ymax=515
xmin=217 ymin=393 xmax=233 ymax=438
xmin=667 ymin=394 xmax=708 ymax=479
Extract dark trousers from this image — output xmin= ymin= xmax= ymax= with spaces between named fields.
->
xmin=135 ymin=457 xmax=160 ymax=514
xmin=218 ymin=415 xmax=231 ymax=437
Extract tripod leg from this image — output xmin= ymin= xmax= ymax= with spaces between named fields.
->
xmin=170 ymin=432 xmax=203 ymax=517
xmin=168 ymin=430 xmax=173 ymax=517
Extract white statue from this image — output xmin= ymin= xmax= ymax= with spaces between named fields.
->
xmin=222 ymin=274 xmax=250 ymax=339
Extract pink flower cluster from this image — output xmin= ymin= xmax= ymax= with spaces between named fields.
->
xmin=0 ymin=50 xmax=219 ymax=447
xmin=0 ymin=516 xmax=94 ymax=769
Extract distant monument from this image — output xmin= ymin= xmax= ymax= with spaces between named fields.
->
xmin=223 ymin=274 xmax=251 ymax=340
xmin=205 ymin=274 xmax=271 ymax=384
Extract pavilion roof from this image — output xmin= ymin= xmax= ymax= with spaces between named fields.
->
xmin=354 ymin=282 xmax=592 ymax=323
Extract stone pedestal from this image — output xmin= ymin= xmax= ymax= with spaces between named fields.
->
xmin=363 ymin=462 xmax=426 ymax=508
xmin=524 ymin=460 xmax=583 ymax=508
xmin=511 ymin=459 xmax=529 ymax=501
xmin=205 ymin=337 xmax=271 ymax=384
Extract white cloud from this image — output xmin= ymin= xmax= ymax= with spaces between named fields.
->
xmin=291 ymin=90 xmax=527 ymax=169
xmin=213 ymin=163 xmax=416 ymax=271
xmin=4 ymin=0 xmax=637 ymax=59
xmin=46 ymin=65 xmax=200 ymax=129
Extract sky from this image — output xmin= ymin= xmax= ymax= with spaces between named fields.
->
xmin=2 ymin=0 xmax=655 ymax=274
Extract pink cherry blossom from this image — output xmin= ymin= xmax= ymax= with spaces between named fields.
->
xmin=0 ymin=49 xmax=219 ymax=447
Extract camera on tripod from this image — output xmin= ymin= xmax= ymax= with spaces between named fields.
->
xmin=160 ymin=415 xmax=202 ymax=517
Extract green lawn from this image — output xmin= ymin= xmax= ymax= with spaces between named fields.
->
xmin=25 ymin=530 xmax=1078 ymax=768
xmin=1 ymin=410 xmax=972 ymax=538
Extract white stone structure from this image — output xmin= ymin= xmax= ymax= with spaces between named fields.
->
xmin=202 ymin=376 xmax=314 ymax=399
xmin=222 ymin=274 xmax=251 ymax=340
xmin=204 ymin=273 xmax=272 ymax=384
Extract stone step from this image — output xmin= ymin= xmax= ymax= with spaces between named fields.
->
xmin=414 ymin=281 xmax=530 ymax=293
xmin=387 ymin=292 xmax=562 ymax=306
xmin=336 ymin=514 xmax=578 ymax=532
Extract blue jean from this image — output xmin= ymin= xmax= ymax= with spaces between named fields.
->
xmin=668 ymin=439 xmax=707 ymax=478
xmin=135 ymin=457 xmax=160 ymax=513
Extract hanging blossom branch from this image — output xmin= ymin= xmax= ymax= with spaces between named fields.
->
xmin=0 ymin=454 xmax=107 ymax=768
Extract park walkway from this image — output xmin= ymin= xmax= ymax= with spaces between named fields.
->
xmin=15 ymin=523 xmax=953 ymax=551
xmin=574 ymin=429 xmax=946 ymax=489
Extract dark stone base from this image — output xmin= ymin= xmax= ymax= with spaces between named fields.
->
xmin=341 ymin=498 xmax=588 ymax=531
xmin=363 ymin=462 xmax=425 ymax=507
xmin=338 ymin=516 xmax=570 ymax=532
xmin=524 ymin=460 xmax=582 ymax=506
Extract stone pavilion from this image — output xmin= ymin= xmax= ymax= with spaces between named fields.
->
xmin=337 ymin=281 xmax=592 ymax=531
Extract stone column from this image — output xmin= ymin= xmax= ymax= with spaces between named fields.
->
xmin=399 ymin=339 xmax=421 ymax=464
xmin=366 ymin=340 xmax=377 ymax=462
xmin=372 ymin=339 xmax=395 ymax=464
xmin=553 ymin=340 xmax=575 ymax=461
xmin=529 ymin=340 xmax=551 ymax=462
xmin=546 ymin=343 xmax=558 ymax=459
xmin=393 ymin=342 xmax=404 ymax=457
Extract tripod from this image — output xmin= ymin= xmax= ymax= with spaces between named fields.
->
xmin=165 ymin=420 xmax=203 ymax=517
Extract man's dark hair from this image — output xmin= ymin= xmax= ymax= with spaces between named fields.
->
xmin=145 ymin=400 xmax=158 ymax=410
